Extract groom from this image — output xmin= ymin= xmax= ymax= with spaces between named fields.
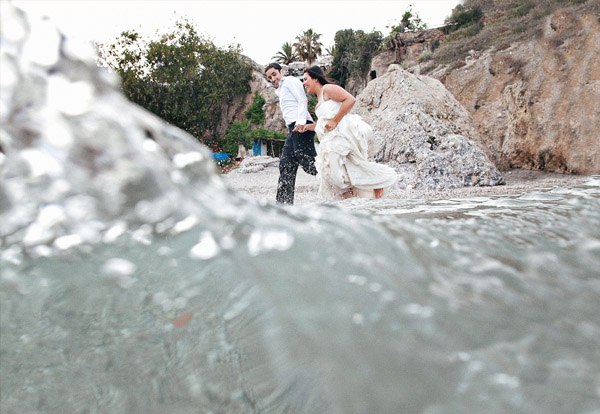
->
xmin=265 ymin=63 xmax=317 ymax=205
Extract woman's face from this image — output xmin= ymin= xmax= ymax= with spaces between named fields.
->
xmin=303 ymin=73 xmax=318 ymax=94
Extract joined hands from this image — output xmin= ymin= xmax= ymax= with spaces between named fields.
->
xmin=293 ymin=123 xmax=315 ymax=133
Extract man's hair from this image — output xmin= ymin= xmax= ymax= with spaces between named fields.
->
xmin=265 ymin=62 xmax=282 ymax=73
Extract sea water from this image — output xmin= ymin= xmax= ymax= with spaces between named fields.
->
xmin=2 ymin=176 xmax=599 ymax=414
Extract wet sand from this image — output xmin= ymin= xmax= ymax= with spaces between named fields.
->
xmin=223 ymin=158 xmax=590 ymax=206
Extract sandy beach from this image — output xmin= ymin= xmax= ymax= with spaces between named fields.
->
xmin=223 ymin=157 xmax=590 ymax=206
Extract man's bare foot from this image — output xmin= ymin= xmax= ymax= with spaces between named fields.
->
xmin=374 ymin=188 xmax=384 ymax=199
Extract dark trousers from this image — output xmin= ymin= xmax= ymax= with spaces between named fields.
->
xmin=276 ymin=121 xmax=317 ymax=205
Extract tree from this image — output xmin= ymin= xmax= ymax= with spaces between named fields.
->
xmin=329 ymin=29 xmax=382 ymax=87
xmin=388 ymin=4 xmax=427 ymax=34
xmin=96 ymin=20 xmax=252 ymax=148
xmin=272 ymin=42 xmax=299 ymax=64
xmin=293 ymin=29 xmax=323 ymax=65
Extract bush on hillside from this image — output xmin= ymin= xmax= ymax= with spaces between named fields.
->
xmin=427 ymin=0 xmax=600 ymax=72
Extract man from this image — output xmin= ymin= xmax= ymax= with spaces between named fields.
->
xmin=265 ymin=63 xmax=317 ymax=205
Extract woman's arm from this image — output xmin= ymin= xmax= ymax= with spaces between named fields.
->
xmin=323 ymin=84 xmax=356 ymax=131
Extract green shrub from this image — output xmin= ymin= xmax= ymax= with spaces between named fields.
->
xmin=221 ymin=120 xmax=285 ymax=158
xmin=418 ymin=50 xmax=433 ymax=62
xmin=445 ymin=5 xmax=483 ymax=33
xmin=388 ymin=5 xmax=427 ymax=34
xmin=244 ymin=92 xmax=266 ymax=125
xmin=222 ymin=120 xmax=252 ymax=156
xmin=511 ymin=2 xmax=535 ymax=17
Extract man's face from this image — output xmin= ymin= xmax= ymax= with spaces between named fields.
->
xmin=265 ymin=68 xmax=283 ymax=88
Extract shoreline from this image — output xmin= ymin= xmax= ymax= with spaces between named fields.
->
xmin=223 ymin=160 xmax=591 ymax=206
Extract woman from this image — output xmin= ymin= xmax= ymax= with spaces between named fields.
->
xmin=294 ymin=66 xmax=398 ymax=200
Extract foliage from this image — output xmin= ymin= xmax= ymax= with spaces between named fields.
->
xmin=96 ymin=20 xmax=252 ymax=148
xmin=272 ymin=42 xmax=300 ymax=64
xmin=425 ymin=0 xmax=600 ymax=72
xmin=388 ymin=4 xmax=427 ymax=34
xmin=221 ymin=91 xmax=285 ymax=158
xmin=221 ymin=120 xmax=285 ymax=157
xmin=244 ymin=92 xmax=266 ymax=125
xmin=293 ymin=29 xmax=323 ymax=65
xmin=329 ymin=29 xmax=383 ymax=87
xmin=418 ymin=50 xmax=433 ymax=62
xmin=444 ymin=4 xmax=483 ymax=34
xmin=222 ymin=120 xmax=252 ymax=156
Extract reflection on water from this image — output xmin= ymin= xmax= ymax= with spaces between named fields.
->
xmin=2 ymin=2 xmax=600 ymax=413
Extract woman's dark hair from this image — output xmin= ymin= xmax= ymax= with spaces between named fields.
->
xmin=304 ymin=65 xmax=336 ymax=86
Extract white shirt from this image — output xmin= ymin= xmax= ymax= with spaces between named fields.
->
xmin=276 ymin=76 xmax=313 ymax=126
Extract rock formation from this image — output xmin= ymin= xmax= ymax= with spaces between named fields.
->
xmin=354 ymin=65 xmax=504 ymax=190
xmin=370 ymin=8 xmax=600 ymax=175
xmin=438 ymin=11 xmax=600 ymax=174
xmin=372 ymin=28 xmax=446 ymax=77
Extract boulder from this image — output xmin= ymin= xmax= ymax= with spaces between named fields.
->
xmin=354 ymin=65 xmax=504 ymax=190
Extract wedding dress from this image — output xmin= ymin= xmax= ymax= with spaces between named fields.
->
xmin=314 ymin=98 xmax=398 ymax=200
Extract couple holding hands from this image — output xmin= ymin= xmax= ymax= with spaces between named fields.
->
xmin=264 ymin=63 xmax=397 ymax=205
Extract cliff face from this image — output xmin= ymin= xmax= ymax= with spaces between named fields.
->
xmin=369 ymin=9 xmax=600 ymax=174
xmin=438 ymin=11 xmax=600 ymax=174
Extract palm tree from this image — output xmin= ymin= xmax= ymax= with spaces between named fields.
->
xmin=293 ymin=29 xmax=323 ymax=65
xmin=271 ymin=42 xmax=299 ymax=64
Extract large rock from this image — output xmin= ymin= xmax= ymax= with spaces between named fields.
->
xmin=354 ymin=65 xmax=504 ymax=190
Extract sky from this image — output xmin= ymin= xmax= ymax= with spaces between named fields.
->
xmin=13 ymin=0 xmax=462 ymax=65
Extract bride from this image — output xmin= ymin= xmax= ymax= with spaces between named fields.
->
xmin=294 ymin=66 xmax=398 ymax=200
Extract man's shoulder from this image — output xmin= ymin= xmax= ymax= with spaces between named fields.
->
xmin=283 ymin=75 xmax=302 ymax=85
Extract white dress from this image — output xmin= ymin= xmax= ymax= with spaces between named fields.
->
xmin=314 ymin=99 xmax=398 ymax=200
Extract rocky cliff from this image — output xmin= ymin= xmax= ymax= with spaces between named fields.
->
xmin=370 ymin=8 xmax=600 ymax=175
xmin=438 ymin=11 xmax=600 ymax=174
